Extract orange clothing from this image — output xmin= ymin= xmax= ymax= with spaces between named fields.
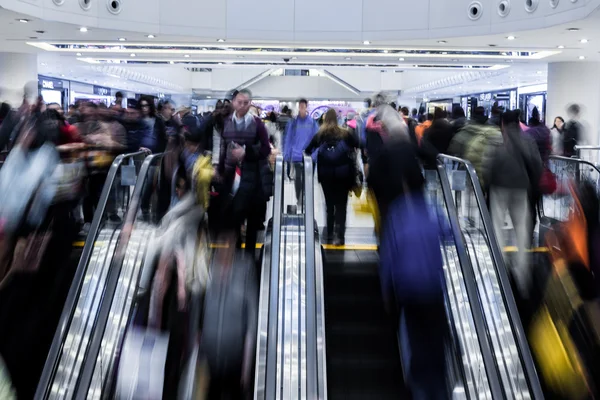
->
xmin=415 ymin=120 xmax=432 ymax=144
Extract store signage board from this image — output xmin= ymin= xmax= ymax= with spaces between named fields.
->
xmin=39 ymin=77 xmax=63 ymax=90
xmin=93 ymin=85 xmax=111 ymax=96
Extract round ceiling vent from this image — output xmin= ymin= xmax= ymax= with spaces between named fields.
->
xmin=52 ymin=0 xmax=65 ymax=5
xmin=79 ymin=0 xmax=92 ymax=11
xmin=498 ymin=0 xmax=511 ymax=16
xmin=550 ymin=0 xmax=559 ymax=7
xmin=468 ymin=1 xmax=483 ymax=20
xmin=525 ymin=0 xmax=539 ymax=12
xmin=107 ymin=0 xmax=122 ymax=14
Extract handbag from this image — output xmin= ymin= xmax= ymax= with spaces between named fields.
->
xmin=539 ymin=167 xmax=558 ymax=195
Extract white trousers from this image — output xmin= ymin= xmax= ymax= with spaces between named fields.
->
xmin=490 ymin=186 xmax=531 ymax=296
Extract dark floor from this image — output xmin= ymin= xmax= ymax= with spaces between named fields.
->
xmin=322 ymin=249 xmax=409 ymax=400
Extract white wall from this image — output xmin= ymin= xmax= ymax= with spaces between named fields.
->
xmin=0 ymin=52 xmax=38 ymax=104
xmin=4 ymin=0 xmax=599 ymax=43
xmin=547 ymin=61 xmax=600 ymax=151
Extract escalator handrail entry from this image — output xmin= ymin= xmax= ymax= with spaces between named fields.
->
xmin=436 ymin=164 xmax=505 ymax=399
xmin=438 ymin=154 xmax=544 ymax=399
xmin=73 ymin=153 xmax=164 ymax=397
xmin=35 ymin=151 xmax=146 ymax=400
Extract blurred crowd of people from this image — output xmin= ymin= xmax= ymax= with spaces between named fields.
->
xmin=0 ymin=81 xmax=598 ymax=399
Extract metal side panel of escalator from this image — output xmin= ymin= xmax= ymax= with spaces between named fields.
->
xmin=35 ymin=151 xmax=149 ymax=400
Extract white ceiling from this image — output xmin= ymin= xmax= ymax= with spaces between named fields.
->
xmin=1 ymin=5 xmax=599 ymax=99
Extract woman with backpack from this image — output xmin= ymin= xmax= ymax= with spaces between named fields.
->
xmin=305 ymin=108 xmax=359 ymax=245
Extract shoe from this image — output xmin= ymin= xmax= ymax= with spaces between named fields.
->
xmin=333 ymin=237 xmax=345 ymax=246
xmin=79 ymin=222 xmax=91 ymax=237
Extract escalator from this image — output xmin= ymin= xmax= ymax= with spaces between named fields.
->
xmin=35 ymin=151 xmax=149 ymax=400
xmin=61 ymin=153 xmax=282 ymax=399
xmin=316 ymin=164 xmax=503 ymax=399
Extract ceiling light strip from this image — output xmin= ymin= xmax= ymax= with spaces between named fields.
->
xmin=403 ymin=70 xmax=508 ymax=94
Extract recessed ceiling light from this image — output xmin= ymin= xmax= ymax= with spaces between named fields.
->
xmin=202 ymin=48 xmax=208 ymax=51
xmin=558 ymin=45 xmax=565 ymax=49
xmin=61 ymin=74 xmax=64 ymax=77
xmin=580 ymin=39 xmax=589 ymax=43
xmin=291 ymin=56 xmax=297 ymax=60
xmin=130 ymin=53 xmax=136 ymax=57
xmin=207 ymin=96 xmax=212 ymax=99
xmin=40 ymin=62 xmax=47 ymax=66
xmin=184 ymin=54 xmax=190 ymax=58
xmin=147 ymin=34 xmax=155 ymax=38
xmin=76 ymin=52 xmax=82 ymax=56
xmin=345 ymin=57 xmax=351 ymax=60
xmin=579 ymin=55 xmax=586 ymax=60
xmin=437 ymin=40 xmax=447 ymax=44
xmin=363 ymin=40 xmax=371 ymax=45
xmin=383 ymin=50 xmax=389 ymax=53
xmin=399 ymin=57 xmax=405 ymax=61
xmin=507 ymin=35 xmax=516 ymax=40
xmin=218 ymin=62 xmax=224 ymax=65
xmin=93 ymin=80 xmax=97 ymax=83
xmin=537 ymin=70 xmax=543 ymax=74
xmin=79 ymin=27 xmax=88 ymax=33
xmin=452 ymin=59 xmax=459 ymax=62
xmin=118 ymin=37 xmax=126 ymax=41
xmin=487 ymin=81 xmax=491 ymax=84
xmin=217 ymin=38 xmax=225 ymax=42
xmin=567 ymin=28 xmax=580 ymax=32
xmin=169 ymin=61 xmax=174 ymax=64
xmin=488 ymin=44 xmax=497 ymax=47
xmin=237 ymin=55 xmax=245 ymax=58
xmin=18 ymin=19 xmax=30 ymax=23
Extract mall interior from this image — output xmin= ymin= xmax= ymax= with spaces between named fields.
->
xmin=2 ymin=0 xmax=600 ymax=399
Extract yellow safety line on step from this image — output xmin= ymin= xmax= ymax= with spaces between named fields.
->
xmin=503 ymin=246 xmax=549 ymax=253
xmin=322 ymin=244 xmax=378 ymax=251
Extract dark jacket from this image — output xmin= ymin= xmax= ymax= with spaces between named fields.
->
xmin=524 ymin=123 xmax=552 ymax=165
xmin=488 ymin=125 xmax=543 ymax=190
xmin=421 ymin=119 xmax=455 ymax=158
xmin=305 ymin=130 xmax=358 ymax=189
xmin=368 ymin=137 xmax=424 ymax=221
xmin=220 ymin=115 xmax=272 ymax=206
xmin=563 ymin=119 xmax=582 ymax=157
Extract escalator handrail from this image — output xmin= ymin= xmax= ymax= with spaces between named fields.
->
xmin=438 ymin=154 xmax=544 ymax=399
xmin=264 ymin=154 xmax=285 ymax=399
xmin=435 ymin=164 xmax=502 ymax=399
xmin=74 ymin=153 xmax=163 ymax=397
xmin=35 ymin=151 xmax=146 ymax=400
xmin=303 ymin=155 xmax=319 ymax=399
xmin=549 ymin=154 xmax=600 ymax=173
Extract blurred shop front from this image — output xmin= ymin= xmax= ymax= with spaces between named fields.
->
xmin=517 ymin=84 xmax=547 ymax=124
xmin=460 ymin=90 xmax=517 ymax=119
xmin=38 ymin=76 xmax=69 ymax=109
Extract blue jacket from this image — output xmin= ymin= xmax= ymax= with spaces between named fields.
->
xmin=380 ymin=192 xmax=445 ymax=306
xmin=283 ymin=116 xmax=318 ymax=163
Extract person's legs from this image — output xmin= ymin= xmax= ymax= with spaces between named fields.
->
xmin=245 ymin=200 xmax=267 ymax=259
xmin=490 ymin=186 xmax=510 ymax=259
xmin=321 ymin=183 xmax=336 ymax=242
xmin=293 ymin=162 xmax=304 ymax=207
xmin=333 ymin=187 xmax=349 ymax=244
xmin=403 ymin=300 xmax=448 ymax=400
xmin=83 ymin=173 xmax=107 ymax=223
xmin=508 ymin=188 xmax=532 ymax=296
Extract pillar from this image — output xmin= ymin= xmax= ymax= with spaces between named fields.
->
xmin=0 ymin=53 xmax=38 ymax=106
xmin=546 ymin=62 xmax=600 ymax=151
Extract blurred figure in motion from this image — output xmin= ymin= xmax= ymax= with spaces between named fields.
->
xmin=450 ymin=105 xmax=467 ymax=135
xmin=563 ymin=103 xmax=583 ymax=157
xmin=400 ymin=106 xmax=419 ymax=145
xmin=487 ymin=110 xmax=542 ymax=296
xmin=375 ymin=122 xmax=449 ymax=399
xmin=420 ymin=107 xmax=454 ymax=166
xmin=462 ymin=107 xmax=503 ymax=193
xmin=305 ymin=108 xmax=359 ymax=245
xmin=217 ymin=89 xmax=272 ymax=258
xmin=283 ymin=98 xmax=318 ymax=208
xmin=414 ymin=112 xmax=433 ymax=144
xmin=277 ymin=105 xmax=292 ymax=145
xmin=488 ymin=102 xmax=503 ymax=127
xmin=551 ymin=116 xmax=565 ymax=155
xmin=264 ymin=111 xmax=281 ymax=150
xmin=448 ymin=106 xmax=488 ymax=162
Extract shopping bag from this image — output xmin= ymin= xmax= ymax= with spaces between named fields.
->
xmin=116 ymin=327 xmax=170 ymax=400
xmin=351 ymin=188 xmax=380 ymax=235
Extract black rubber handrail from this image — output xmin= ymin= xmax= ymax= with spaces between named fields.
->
xmin=303 ymin=155 xmax=318 ymax=399
xmin=264 ymin=155 xmax=285 ymax=399
xmin=35 ymin=151 xmax=145 ymax=400
xmin=438 ymin=154 xmax=544 ymax=399
xmin=436 ymin=163 xmax=503 ymax=399
xmin=74 ymin=153 xmax=163 ymax=397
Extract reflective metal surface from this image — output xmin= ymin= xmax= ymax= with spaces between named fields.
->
xmin=439 ymin=155 xmax=543 ymax=399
